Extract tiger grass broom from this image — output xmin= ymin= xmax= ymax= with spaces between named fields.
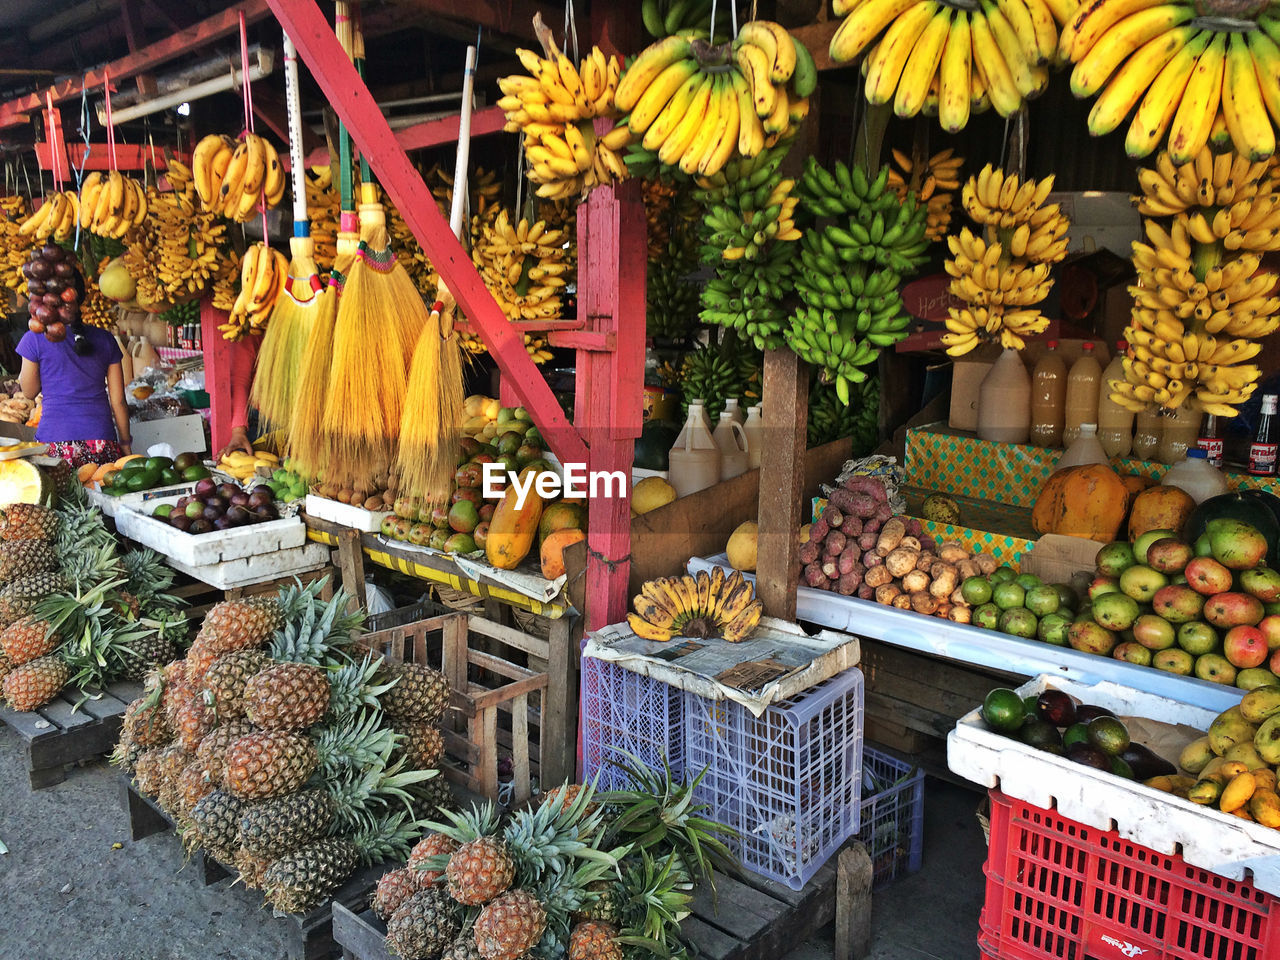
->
xmin=393 ymin=45 xmax=476 ymax=506
xmin=250 ymin=32 xmax=333 ymax=438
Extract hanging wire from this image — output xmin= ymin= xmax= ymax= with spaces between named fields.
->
xmin=562 ymin=0 xmax=579 ymax=61
xmin=998 ymin=115 xmax=1011 ymax=171
xmin=102 ymin=68 xmax=118 ymax=170
xmin=710 ymin=0 xmax=718 ymax=41
xmin=730 ymin=0 xmax=738 ymax=39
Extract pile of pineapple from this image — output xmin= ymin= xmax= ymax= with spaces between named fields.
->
xmin=114 ymin=578 xmax=453 ymax=914
xmin=0 ymin=491 xmax=188 ymax=711
xmin=370 ymin=760 xmax=735 ymax=960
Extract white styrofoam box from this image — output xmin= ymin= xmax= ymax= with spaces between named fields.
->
xmin=88 ymin=482 xmax=197 ymax=519
xmin=129 ymin=414 xmax=207 ymax=455
xmin=115 ymin=494 xmax=305 ymax=566
xmin=947 ymin=673 xmax=1280 ymax=896
xmin=164 ymin=542 xmax=331 ymax=589
xmin=305 ymin=495 xmax=391 ymax=533
xmin=687 ymin=554 xmax=1243 ymax=714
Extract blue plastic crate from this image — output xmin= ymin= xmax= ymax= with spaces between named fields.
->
xmin=684 ymin=668 xmax=865 ymax=890
xmin=580 ymin=655 xmax=684 ymax=791
xmin=858 ymin=746 xmax=924 ymax=888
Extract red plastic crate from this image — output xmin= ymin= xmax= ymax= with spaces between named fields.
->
xmin=980 ymin=790 xmax=1280 ymax=960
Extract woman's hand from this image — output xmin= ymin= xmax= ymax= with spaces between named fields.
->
xmin=119 ymin=442 xmax=132 ymax=456
xmin=218 ymin=426 xmax=254 ymax=460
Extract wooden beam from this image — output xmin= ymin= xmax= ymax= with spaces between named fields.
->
xmin=270 ymin=0 xmax=589 ymax=468
xmin=119 ymin=0 xmax=159 ymax=98
xmin=756 ymin=349 xmax=808 ymax=620
xmin=0 ymin=0 xmax=273 ymax=129
xmin=35 ymin=142 xmax=190 ymax=172
xmin=390 ymin=0 xmax=566 ymax=44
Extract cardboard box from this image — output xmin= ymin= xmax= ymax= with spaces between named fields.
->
xmin=1020 ymin=534 xmax=1102 ymax=583
xmin=129 ymin=413 xmax=208 ymax=456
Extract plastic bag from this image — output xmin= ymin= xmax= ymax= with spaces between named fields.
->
xmin=364 ymin=580 xmax=396 ymax=617
xmin=825 ymin=454 xmax=907 ymax=514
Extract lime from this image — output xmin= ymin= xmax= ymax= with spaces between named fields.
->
xmin=153 ymin=504 xmax=173 ymax=518
xmin=961 ymin=576 xmax=993 ymax=605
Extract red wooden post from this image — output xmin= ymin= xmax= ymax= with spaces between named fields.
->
xmin=575 ymin=182 xmax=645 ymax=630
xmin=200 ymin=298 xmax=234 ymax=455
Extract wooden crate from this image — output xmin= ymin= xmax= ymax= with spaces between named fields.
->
xmin=118 ymin=774 xmax=382 ymax=960
xmin=360 ymin=611 xmax=575 ymax=805
xmin=167 ymin=565 xmax=337 ymax=623
xmin=0 ymin=679 xmax=145 ymax=788
xmin=333 ymin=844 xmax=876 ymax=960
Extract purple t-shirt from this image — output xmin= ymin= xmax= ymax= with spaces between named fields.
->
xmin=17 ymin=327 xmax=122 ymax=443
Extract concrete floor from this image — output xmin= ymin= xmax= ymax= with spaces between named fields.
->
xmin=0 ymin=732 xmax=988 ymax=960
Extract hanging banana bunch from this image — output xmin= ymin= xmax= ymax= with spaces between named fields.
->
xmin=426 ymin=164 xmax=504 ymax=249
xmin=809 ymin=374 xmax=881 ymax=453
xmin=789 ymin=156 xmax=931 ymax=402
xmin=77 ymin=171 xmax=148 ymax=239
xmin=80 ymin=279 xmax=117 ymax=329
xmin=887 ymin=147 xmax=964 ymax=241
xmin=616 ymin=21 xmax=816 ymax=178
xmin=829 ymin=0 xmax=1072 ymax=127
xmin=18 ymin=190 xmax=78 ymax=243
xmin=498 ymin=42 xmax=629 ymax=200
xmin=0 ymin=196 xmax=30 ymax=294
xmin=679 ymin=340 xmax=762 ymax=420
xmin=210 ymin=248 xmax=240 ymax=313
xmin=1111 ymin=146 xmax=1280 ymax=418
xmin=1063 ymin=1 xmax=1280 ymax=162
xmin=305 ymin=165 xmax=341 ymax=275
xmin=191 ymin=132 xmax=286 ymax=222
xmin=942 ymin=165 xmax=1070 ymax=355
xmin=220 ymin=242 xmax=288 ymax=340
xmin=472 ymin=208 xmax=572 ymax=326
xmin=641 ymin=0 xmax=735 ymax=41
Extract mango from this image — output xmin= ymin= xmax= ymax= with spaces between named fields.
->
xmin=1250 ymin=788 xmax=1280 ymax=827
xmin=1221 ymin=771 xmax=1258 ymax=812
xmin=1240 ymin=685 xmax=1280 ymax=724
xmin=1179 ymin=735 xmax=1215 ymax=775
xmin=1255 ymin=714 xmax=1280 ymax=765
xmin=1189 ymin=775 xmax=1226 ymax=805
xmin=1254 ymin=769 xmax=1278 ymax=793
xmin=1225 ymin=742 xmax=1270 ymax=771
xmin=1209 ymin=707 xmax=1259 ymax=756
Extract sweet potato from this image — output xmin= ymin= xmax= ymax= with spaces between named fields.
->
xmin=863 ymin=550 xmax=883 ymax=567
xmin=798 ymin=540 xmax=821 ymax=565
xmin=892 ymin=593 xmax=913 ymax=609
xmin=934 ymin=602 xmax=952 ymax=618
xmin=901 ymin=569 xmax=931 ymax=594
xmin=884 ymin=546 xmax=919 ymax=579
xmin=949 ymin=606 xmax=972 ymax=624
xmin=803 ymin=562 xmax=827 ymax=588
xmin=857 ymin=583 xmax=874 ymax=600
xmin=843 ymin=476 xmax=887 ymax=501
xmin=847 ymin=493 xmax=877 ymax=517
xmin=875 ymin=584 xmax=902 ymax=605
xmin=920 ymin=536 xmax=937 ymax=554
xmin=810 ymin=517 xmax=830 ymax=543
xmin=837 ymin=571 xmax=861 ymax=596
xmin=876 ymin=518 xmax=907 ymax=556
xmin=864 ymin=517 xmax=882 ymax=535
xmin=975 ymin=553 xmax=998 ymax=574
xmin=824 ymin=530 xmax=847 ymax=556
xmin=899 ymin=536 xmax=922 ymax=553
xmin=858 ymin=532 xmax=877 ymax=552
xmin=929 ymin=563 xmax=959 ymax=598
xmin=822 ymin=558 xmax=840 ymax=580
xmin=826 ymin=489 xmax=855 ymax=515
xmin=865 ymin=565 xmax=893 ymax=588
xmin=875 ymin=503 xmax=893 ymax=522
xmin=843 ymin=515 xmax=863 ymax=538
xmin=824 ymin=507 xmax=844 ymax=529
xmin=904 ymin=517 xmax=924 ymax=539
xmin=910 ymin=592 xmax=938 ymax=615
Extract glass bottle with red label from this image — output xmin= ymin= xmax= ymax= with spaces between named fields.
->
xmin=1250 ymin=395 xmax=1278 ymax=476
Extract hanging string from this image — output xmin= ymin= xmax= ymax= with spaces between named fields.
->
xmin=709 ymin=0 xmax=718 ymax=41
xmin=730 ymin=0 xmax=739 ymax=37
xmin=237 ymin=9 xmax=269 ymax=246
xmin=45 ymin=93 xmax=63 ymax=194
xmin=101 ymin=68 xmax=118 ymax=170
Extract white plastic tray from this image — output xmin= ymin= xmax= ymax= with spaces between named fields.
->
xmin=304 ymin=494 xmax=391 ymax=533
xmin=115 ymin=495 xmax=306 ymax=566
xmin=687 ymin=554 xmax=1244 ymax=714
xmin=947 ymin=673 xmax=1280 ymax=895
xmin=164 ymin=541 xmax=331 ymax=589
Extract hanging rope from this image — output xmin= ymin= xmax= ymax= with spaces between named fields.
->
xmin=237 ymin=9 xmax=269 ymax=246
xmin=562 ymin=0 xmax=579 ymax=62
xmin=102 ymin=68 xmax=118 ymax=170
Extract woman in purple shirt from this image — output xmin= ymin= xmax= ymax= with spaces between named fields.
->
xmin=17 ymin=325 xmax=132 ymax=467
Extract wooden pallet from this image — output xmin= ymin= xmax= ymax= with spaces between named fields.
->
xmin=0 ymin=679 xmax=145 ymax=788
xmin=333 ymin=845 xmax=875 ymax=960
xmin=119 ymin=774 xmax=382 ymax=960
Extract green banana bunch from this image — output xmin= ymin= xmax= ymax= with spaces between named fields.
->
xmin=640 ymin=0 xmax=734 ymax=43
xmin=679 ymin=339 xmax=761 ymax=419
xmin=808 ymin=373 xmax=880 ymax=454
xmin=159 ymin=298 xmax=200 ymax=327
xmin=648 ymin=240 xmax=700 ymax=341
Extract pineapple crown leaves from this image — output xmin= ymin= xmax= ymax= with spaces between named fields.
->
xmin=325 ymin=753 xmax=439 ymax=828
xmin=138 ymin=607 xmax=192 ymax=651
xmin=502 ymin=781 xmax=618 ymax=884
xmin=611 ymin=850 xmax=695 ymax=958
xmin=121 ymin=548 xmax=177 ymax=604
xmin=268 ymin=580 xmax=365 ymax=666
xmin=326 ymin=653 xmax=396 ymax=721
xmin=421 ymin=800 xmax=503 ymax=849
xmin=313 ymin=707 xmax=400 ymax=778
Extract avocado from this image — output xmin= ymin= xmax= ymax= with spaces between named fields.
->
xmin=981 ymin=688 xmax=1026 ymax=734
xmin=160 ymin=468 xmax=182 ymax=486
xmin=1087 ymin=715 xmax=1131 ymax=757
xmin=125 ymin=468 xmax=160 ymax=491
xmin=181 ymin=464 xmax=211 ymax=482
xmin=1061 ymin=722 xmax=1090 ymax=750
xmin=1108 ymin=755 xmax=1135 ymax=780
xmin=1075 ymin=704 xmax=1116 ymax=725
xmin=1036 ymin=689 xmax=1078 ymax=727
xmin=145 ymin=456 xmax=174 ymax=471
xmin=1120 ymin=743 xmax=1176 ymax=781
xmin=1019 ymin=717 xmax=1063 ymax=751
xmin=1065 ymin=742 xmax=1112 ymax=770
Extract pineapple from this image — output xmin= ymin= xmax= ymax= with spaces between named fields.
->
xmin=176 ymin=761 xmax=214 ymax=817
xmin=0 ymin=650 xmax=10 ymax=689
xmin=327 ymin=655 xmax=397 ymax=721
xmin=569 ymin=922 xmax=622 ymax=960
xmin=1 ymin=654 xmax=68 ymax=710
xmin=186 ymin=596 xmax=285 ymax=680
xmin=439 ymin=935 xmax=486 ymax=960
xmin=543 ymin=784 xmax=598 ymax=819
xmin=243 ymin=661 xmax=330 ymax=730
xmin=0 ymin=503 xmax=59 ymax=541
xmin=117 ymin=631 xmax=177 ymax=682
xmin=0 ymin=616 xmax=59 ymax=665
xmin=408 ymin=832 xmax=459 ymax=885
xmin=187 ymin=789 xmax=246 ymax=863
xmin=54 ymin=495 xmax=115 ymax=558
xmin=123 ymin=695 xmax=173 ymax=749
xmin=473 ymin=889 xmax=547 ymax=960
xmin=447 ymin=836 xmax=516 ymax=905
xmin=261 ymin=837 xmax=359 ymax=914
xmin=234 ymin=847 xmax=274 ymax=891
xmin=223 ymin=730 xmax=319 ymax=799
xmin=267 ymin=581 xmax=364 ymax=665
xmin=0 ymin=571 xmax=67 ymax=628
xmin=577 ymin=881 xmax=620 ymax=925
xmin=416 ymin=771 xmax=455 ymax=815
xmin=379 ymin=662 xmax=450 ymax=723
xmin=155 ymin=743 xmax=194 ymax=815
xmin=373 ymin=866 xmax=425 ymax=920
xmin=196 ymin=719 xmax=255 ymax=785
xmin=133 ymin=747 xmax=164 ymax=796
xmin=238 ymin=788 xmax=338 ymax=859
xmin=396 ymin=722 xmax=444 ymax=770
xmin=0 ymin=539 xmax=56 ymax=582
xmin=200 ymin=650 xmax=269 ymax=718
xmin=385 ymin=886 xmax=462 ymax=959
xmin=173 ymin=697 xmax=214 ymax=753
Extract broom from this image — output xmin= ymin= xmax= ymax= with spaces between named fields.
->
xmin=394 ymin=45 xmax=475 ymax=506
xmin=250 ymin=32 xmax=331 ymax=437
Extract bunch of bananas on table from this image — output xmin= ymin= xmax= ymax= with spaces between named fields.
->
xmin=887 ymin=148 xmax=963 ymax=241
xmin=18 ymin=191 xmax=79 ymax=243
xmin=677 ymin=340 xmax=761 ymax=419
xmin=498 ymin=42 xmax=628 ymax=200
xmin=192 ymin=132 xmax=285 ymax=222
xmin=696 ymin=144 xmax=803 ymax=350
xmin=629 ymin=568 xmax=763 ymax=643
xmin=122 ymin=167 xmax=228 ymax=305
xmin=472 ymin=209 xmax=571 ymax=323
xmin=220 ymin=242 xmax=287 ymax=340
xmin=1110 ymin=147 xmax=1280 ymax=417
xmin=829 ymin=0 xmax=1072 ymax=126
xmin=1062 ymin=0 xmax=1280 ymax=162
xmin=614 ymin=21 xmax=816 ymax=178
xmin=809 ymin=374 xmax=881 ymax=452
xmin=0 ymin=196 xmax=30 ymax=294
xmin=789 ymin=156 xmax=930 ymax=401
xmin=942 ymin=166 xmax=1071 ymax=355
xmin=641 ymin=0 xmax=734 ymax=41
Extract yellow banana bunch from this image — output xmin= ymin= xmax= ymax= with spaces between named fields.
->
xmin=305 ymin=166 xmax=341 ymax=274
xmin=210 ymin=249 xmax=240 ymax=313
xmin=628 ymin=568 xmax=763 ymax=643
xmin=220 ymin=242 xmax=287 ymax=340
xmin=1113 ymin=146 xmax=1280 ymax=417
xmin=0 ymin=197 xmax=30 ymax=294
xmin=18 ymin=190 xmax=79 ymax=243
xmin=80 ymin=280 xmax=117 ymax=330
xmin=122 ymin=175 xmax=228 ymax=307
xmin=887 ymin=147 xmax=964 ymax=240
xmin=192 ymin=132 xmax=285 ymax=222
xmin=472 ymin=208 xmax=572 ymax=323
xmin=831 ymin=0 xmax=1067 ymax=128
xmin=75 ymin=171 xmax=147 ymax=240
xmin=1064 ymin=1 xmax=1280 ymax=162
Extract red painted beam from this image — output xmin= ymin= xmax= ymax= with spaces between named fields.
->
xmin=269 ymin=0 xmax=589 ymax=468
xmin=300 ymin=105 xmax=508 ymax=167
xmin=0 ymin=0 xmax=273 ymax=129
xmin=35 ymin=142 xmax=190 ymax=173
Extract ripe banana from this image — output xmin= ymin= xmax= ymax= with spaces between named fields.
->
xmin=192 ymin=132 xmax=284 ymax=221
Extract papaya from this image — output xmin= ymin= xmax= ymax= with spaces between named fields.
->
xmin=1119 ymin=473 xmax=1156 ymax=504
xmin=541 ymin=528 xmax=586 ymax=579
xmin=486 ymin=465 xmax=544 ymax=570
xmin=1031 ymin=464 xmax=1129 ymax=543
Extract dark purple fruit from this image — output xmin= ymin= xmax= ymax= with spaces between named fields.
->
xmin=250 ymin=484 xmax=273 ymax=500
xmin=212 ymin=516 xmax=233 ymax=531
xmin=225 ymin=505 xmax=251 ymax=526
xmin=31 ymin=302 xmax=53 ymax=324
xmin=202 ymin=504 xmax=223 ymax=522
xmin=216 ymin=482 xmax=239 ymax=501
xmin=28 ymin=259 xmax=51 ymax=280
xmin=251 ymin=503 xmax=278 ymax=521
xmin=1036 ymin=690 xmax=1078 ymax=728
xmin=25 ymin=279 xmax=44 ymax=296
xmin=53 ymin=261 xmax=73 ymax=279
xmin=247 ymin=490 xmax=272 ymax=509
xmin=1075 ymin=704 xmax=1116 ymax=725
xmin=1120 ymin=743 xmax=1176 ymax=781
xmin=194 ymin=478 xmax=218 ymax=498
xmin=27 ymin=318 xmax=43 ymax=334
xmin=44 ymin=322 xmax=65 ymax=342
xmin=188 ymin=518 xmax=213 ymax=535
xmin=41 ymin=244 xmax=62 ymax=261
xmin=44 ymin=277 xmax=64 ymax=294
xmin=57 ymin=304 xmax=78 ymax=324
xmin=42 ymin=292 xmax=59 ymax=307
xmin=1065 ymin=742 xmax=1111 ymax=770
xmin=169 ymin=514 xmax=192 ymax=532
xmin=229 ymin=492 xmax=250 ymax=508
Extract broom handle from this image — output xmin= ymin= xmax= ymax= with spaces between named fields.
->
xmin=448 ymin=45 xmax=478 ymax=241
xmin=335 ymin=1 xmax=356 ymax=223
xmin=283 ymin=33 xmax=309 ymax=234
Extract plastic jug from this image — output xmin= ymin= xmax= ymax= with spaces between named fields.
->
xmin=1133 ymin=408 xmax=1163 ymax=460
xmin=1056 ymin=423 xmax=1109 ymax=469
xmin=724 ymin=397 xmax=745 ymax=425
xmin=713 ymin=411 xmax=749 ymax=480
xmin=116 ymin=336 xmax=134 ymax=384
xmin=744 ymin=405 xmax=764 ymax=470
xmin=1029 ymin=340 xmax=1067 ymax=448
xmin=668 ymin=400 xmax=721 ymax=497
xmin=977 ymin=349 xmax=1031 ymax=444
xmin=1162 ymin=448 xmax=1229 ymax=503
xmin=1158 ymin=404 xmax=1201 ymax=464
xmin=1097 ymin=342 xmax=1133 ymax=458
xmin=1063 ymin=342 xmax=1102 ymax=446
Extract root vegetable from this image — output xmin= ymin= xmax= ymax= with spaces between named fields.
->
xmin=875 ymin=584 xmax=902 ymax=605
xmin=846 ymin=493 xmax=877 ymax=517
xmin=865 ymin=565 xmax=892 ymax=588
xmin=916 ymin=552 xmax=935 ymax=573
xmin=810 ymin=518 xmax=830 ymax=543
xmin=876 ymin=518 xmax=907 ymax=555
xmin=842 ymin=476 xmax=887 ymax=501
xmin=863 ymin=550 xmax=883 ymax=568
xmin=950 ymin=587 xmax=969 ymax=607
xmin=825 ymin=507 xmax=844 ymax=529
xmin=929 ymin=563 xmax=959 ymax=598
xmin=843 ymin=515 xmax=863 ymax=537
xmin=857 ymin=583 xmax=874 ymax=600
xmin=904 ymin=517 xmax=923 ymax=539
xmin=884 ymin=546 xmax=919 ymax=579
xmin=837 ymin=551 xmax=860 ymax=576
xmin=804 ymin=562 xmax=827 ymax=588
xmin=920 ymin=537 xmax=936 ymax=553
xmin=938 ymin=541 xmax=969 ymax=564
xmin=975 ymin=553 xmax=998 ymax=574
xmin=899 ymin=536 xmax=922 ymax=552
xmin=799 ymin=540 xmax=821 ymax=565
xmin=910 ymin=592 xmax=938 ymax=615
xmin=949 ymin=606 xmax=972 ymax=624
xmin=875 ymin=503 xmax=893 ymax=522
xmin=864 ymin=518 xmax=881 ymax=534
xmin=901 ymin=569 xmax=931 ymax=594
xmin=837 ymin=571 xmax=861 ymax=596
xmin=858 ymin=532 xmax=877 ymax=552
xmin=957 ymin=558 xmax=980 ymax=580
xmin=824 ymin=530 xmax=847 ymax=556
xmin=892 ymin=594 xmax=913 ymax=609
xmin=822 ymin=558 xmax=840 ymax=580
xmin=934 ymin=602 xmax=952 ymax=618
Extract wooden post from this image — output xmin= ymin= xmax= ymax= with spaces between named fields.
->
xmin=756 ymin=349 xmax=808 ymax=620
xmin=199 ymin=298 xmax=233 ymax=455
xmin=834 ymin=843 xmax=874 ymax=960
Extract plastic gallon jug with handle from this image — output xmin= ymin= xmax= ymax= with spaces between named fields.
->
xmin=668 ymin=400 xmax=721 ymax=497
xmin=713 ymin=411 xmax=749 ymax=480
